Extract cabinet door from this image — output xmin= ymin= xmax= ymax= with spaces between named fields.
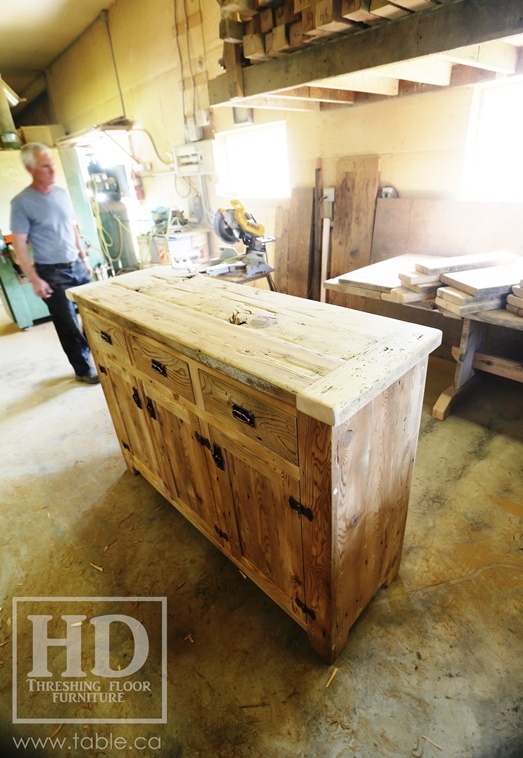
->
xmin=146 ymin=391 xmax=223 ymax=537
xmin=104 ymin=368 xmax=165 ymax=492
xmin=209 ymin=426 xmax=305 ymax=621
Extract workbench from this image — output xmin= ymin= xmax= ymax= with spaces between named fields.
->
xmin=325 ymin=266 xmax=523 ymax=420
xmin=69 ymin=268 xmax=440 ymax=662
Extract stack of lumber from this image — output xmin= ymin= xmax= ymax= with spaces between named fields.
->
xmin=218 ymin=0 xmax=441 ymax=61
xmin=335 ymin=253 xmax=437 ymax=301
xmin=435 ymin=255 xmax=523 ymax=317
xmin=331 ymin=251 xmax=523 ymax=314
xmin=506 ymin=280 xmax=523 ymax=318
xmin=386 ymin=266 xmax=440 ymax=304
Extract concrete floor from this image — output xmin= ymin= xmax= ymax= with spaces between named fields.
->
xmin=0 ymin=305 xmax=522 ymax=758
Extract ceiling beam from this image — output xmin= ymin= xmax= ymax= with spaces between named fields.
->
xmin=208 ymin=0 xmax=523 ymax=105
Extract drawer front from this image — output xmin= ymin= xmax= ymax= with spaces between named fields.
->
xmin=129 ymin=333 xmax=195 ymax=403
xmin=199 ymin=371 xmax=298 ymax=464
xmin=82 ymin=311 xmax=130 ymax=364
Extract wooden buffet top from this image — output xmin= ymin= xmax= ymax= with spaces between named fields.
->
xmin=70 ymin=267 xmax=441 ymax=426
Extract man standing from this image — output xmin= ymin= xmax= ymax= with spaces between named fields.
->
xmin=10 ymin=142 xmax=99 ymax=384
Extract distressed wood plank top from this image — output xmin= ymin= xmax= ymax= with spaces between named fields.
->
xmin=68 ymin=268 xmax=441 ymax=426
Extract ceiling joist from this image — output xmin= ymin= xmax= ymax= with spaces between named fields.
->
xmin=208 ymin=0 xmax=523 ymax=107
xmin=439 ymin=40 xmax=518 ymax=74
xmin=371 ymin=56 xmax=453 ymax=86
xmin=312 ymin=71 xmax=400 ymax=96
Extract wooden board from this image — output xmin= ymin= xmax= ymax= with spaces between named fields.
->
xmin=327 ymin=155 xmax=380 ymax=307
xmin=310 ymin=161 xmax=323 ymax=302
xmin=287 ymin=187 xmax=314 ymax=299
xmin=337 ymin=253 xmax=435 ymax=292
xmin=507 ymin=303 xmax=523 ymax=317
xmin=273 ymin=205 xmax=290 ymax=293
xmin=399 ymin=270 xmax=440 ymax=286
xmin=392 ymin=0 xmax=437 ymax=9
xmin=382 ymin=286 xmax=436 ymax=304
xmin=507 ymin=293 xmax=523 ymax=309
xmin=435 ymin=296 xmax=505 ymax=316
xmin=438 ymin=286 xmax=478 ymax=305
xmin=369 ymin=0 xmax=409 ymax=18
xmin=372 ymin=198 xmax=523 ymax=261
xmin=441 ymin=262 xmax=523 ymax=297
xmin=401 ymin=281 xmax=440 ymax=294
xmin=414 ymin=250 xmax=517 ymax=275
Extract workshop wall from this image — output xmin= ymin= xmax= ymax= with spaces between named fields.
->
xmin=48 ymin=1 xmax=222 ymax=161
xmin=212 ymin=85 xmax=473 ymax=201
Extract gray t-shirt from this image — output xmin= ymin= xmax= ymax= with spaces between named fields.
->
xmin=10 ymin=186 xmax=78 ymax=264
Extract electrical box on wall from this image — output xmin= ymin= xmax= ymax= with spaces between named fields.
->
xmin=174 ymin=141 xmax=215 ymax=176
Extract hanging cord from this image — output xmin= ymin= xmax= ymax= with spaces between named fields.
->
xmin=173 ymin=1 xmax=187 ymax=122
xmin=182 ymin=0 xmax=198 ymax=117
xmin=102 ymin=11 xmax=126 ymax=118
xmin=88 ymin=179 xmax=114 ymax=271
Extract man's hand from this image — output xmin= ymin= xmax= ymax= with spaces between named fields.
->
xmin=80 ymin=256 xmax=93 ymax=277
xmin=32 ymin=275 xmax=53 ymax=299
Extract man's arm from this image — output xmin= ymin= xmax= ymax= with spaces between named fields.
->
xmin=11 ymin=233 xmax=53 ymax=299
xmin=72 ymin=223 xmax=92 ymax=276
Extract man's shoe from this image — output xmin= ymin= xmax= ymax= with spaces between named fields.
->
xmin=75 ymin=371 xmax=100 ymax=385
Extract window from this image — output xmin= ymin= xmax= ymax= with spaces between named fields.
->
xmin=213 ymin=121 xmax=290 ymax=200
xmin=461 ymin=77 xmax=523 ymax=201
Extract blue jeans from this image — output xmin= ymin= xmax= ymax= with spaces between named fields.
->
xmin=35 ymin=259 xmax=93 ymax=377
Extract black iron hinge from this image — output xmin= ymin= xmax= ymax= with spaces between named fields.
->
xmin=214 ymin=525 xmax=229 ymax=542
xmin=145 ymin=396 xmax=156 ymax=420
xmin=211 ymin=443 xmax=224 ymax=470
xmin=194 ymin=432 xmax=225 ymax=470
xmin=296 ymin=597 xmax=316 ymax=620
xmin=195 ymin=431 xmax=211 ymax=449
xmin=289 ymin=496 xmax=313 ymax=521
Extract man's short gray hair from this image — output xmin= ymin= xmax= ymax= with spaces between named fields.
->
xmin=21 ymin=142 xmax=51 ymax=170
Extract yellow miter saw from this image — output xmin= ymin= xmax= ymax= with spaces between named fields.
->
xmin=208 ymin=199 xmax=275 ymax=284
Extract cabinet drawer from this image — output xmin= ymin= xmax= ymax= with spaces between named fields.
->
xmin=83 ymin=311 xmax=130 ymax=364
xmin=199 ymin=371 xmax=298 ymax=464
xmin=129 ymin=334 xmax=195 ymax=403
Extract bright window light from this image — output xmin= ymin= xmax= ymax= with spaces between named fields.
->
xmin=214 ymin=121 xmax=290 ymax=200
xmin=461 ymin=77 xmax=523 ymax=201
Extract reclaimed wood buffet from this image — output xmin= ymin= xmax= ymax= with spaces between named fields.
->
xmin=69 ymin=268 xmax=441 ymax=662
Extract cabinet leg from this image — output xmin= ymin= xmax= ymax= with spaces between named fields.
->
xmin=382 ymin=561 xmax=400 ymax=589
xmin=307 ymin=628 xmax=340 ymax=664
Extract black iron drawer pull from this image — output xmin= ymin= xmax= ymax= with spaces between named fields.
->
xmin=132 ymin=387 xmax=142 ymax=409
xmin=151 ymin=359 xmax=167 ymax=377
xmin=231 ymin=403 xmax=255 ymax=427
xmin=100 ymin=331 xmax=112 ymax=344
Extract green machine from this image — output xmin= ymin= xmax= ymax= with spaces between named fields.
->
xmin=0 ymin=233 xmax=50 ymax=329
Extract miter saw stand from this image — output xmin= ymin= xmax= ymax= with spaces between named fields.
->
xmin=205 ymin=200 xmax=276 ymax=291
